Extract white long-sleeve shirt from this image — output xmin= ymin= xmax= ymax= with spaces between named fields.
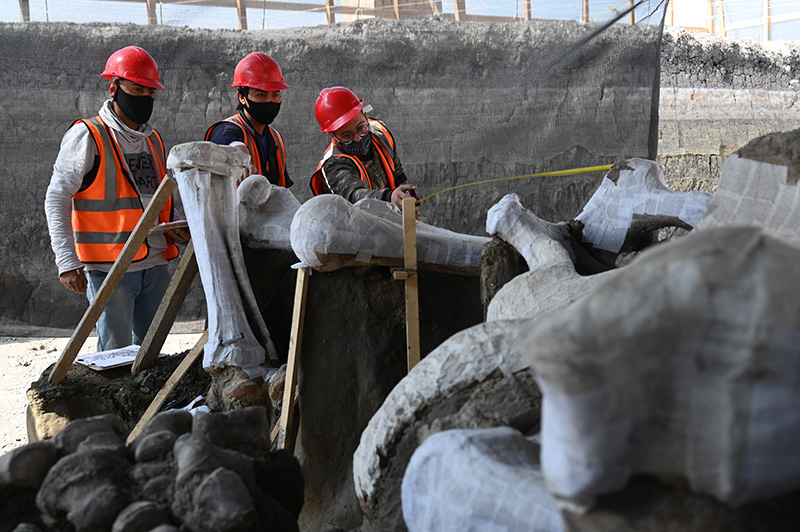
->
xmin=45 ymin=101 xmax=169 ymax=274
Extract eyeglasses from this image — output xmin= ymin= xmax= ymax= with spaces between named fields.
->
xmin=337 ymin=122 xmax=371 ymax=143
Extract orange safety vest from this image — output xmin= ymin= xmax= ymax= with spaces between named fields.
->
xmin=71 ymin=116 xmax=177 ymax=264
xmin=310 ymin=119 xmax=397 ymax=196
xmin=204 ymin=114 xmax=287 ymax=187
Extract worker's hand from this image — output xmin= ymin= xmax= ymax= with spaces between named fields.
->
xmin=60 ymin=268 xmax=87 ymax=295
xmin=234 ymin=145 xmax=256 ymax=187
xmin=391 ymin=184 xmax=422 ymax=221
xmin=167 ymin=227 xmax=191 ymax=243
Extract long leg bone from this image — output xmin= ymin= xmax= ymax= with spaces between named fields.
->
xmin=290 ymin=195 xmax=489 ymax=275
xmin=168 ymin=142 xmax=277 ymax=370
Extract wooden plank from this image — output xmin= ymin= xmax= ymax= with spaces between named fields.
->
xmin=146 ymin=0 xmax=157 ymax=24
xmin=132 ymin=241 xmax=198 ymax=374
xmin=402 ymin=197 xmax=421 ymax=372
xmin=19 ymin=0 xmax=30 ymax=22
xmin=236 ymin=0 xmax=248 ymax=29
xmin=275 ymin=266 xmax=310 ymax=451
xmin=49 ymin=176 xmax=177 ymax=384
xmin=325 ymin=0 xmax=335 ymax=23
xmin=126 ymin=329 xmax=209 ymax=445
xmin=452 ymin=0 xmax=466 ymax=21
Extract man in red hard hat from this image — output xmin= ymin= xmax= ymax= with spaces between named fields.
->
xmin=205 ymin=52 xmax=292 ymax=188
xmin=311 ymin=86 xmax=419 ymax=215
xmin=45 ymin=45 xmax=188 ymax=351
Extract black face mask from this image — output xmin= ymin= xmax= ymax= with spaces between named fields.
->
xmin=114 ymin=81 xmax=154 ymax=125
xmin=338 ymin=131 xmax=373 ymax=157
xmin=245 ymin=98 xmax=281 ymax=125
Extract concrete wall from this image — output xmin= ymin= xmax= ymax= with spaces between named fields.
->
xmin=0 ymin=19 xmax=797 ymax=333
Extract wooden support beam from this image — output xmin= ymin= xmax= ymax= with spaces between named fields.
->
xmin=453 ymin=0 xmax=466 ymax=22
xmin=325 ymin=0 xmax=335 ymax=23
xmin=19 ymin=0 xmax=30 ymax=22
xmin=628 ymin=0 xmax=635 ymax=25
xmin=49 ymin=176 xmax=177 ymax=384
xmin=236 ymin=0 xmax=248 ymax=29
xmin=524 ymin=0 xmax=531 ymax=21
xmin=132 ymin=241 xmax=198 ymax=374
xmin=401 ymin=197 xmax=420 ymax=372
xmin=716 ymin=0 xmax=727 ymax=36
xmin=146 ymin=0 xmax=158 ymax=24
xmin=275 ymin=266 xmax=310 ymax=451
xmin=582 ymin=0 xmax=589 ymax=22
xmin=707 ymin=0 xmax=715 ymax=34
xmin=763 ymin=0 xmax=771 ymax=41
xmin=126 ymin=330 xmax=209 ymax=445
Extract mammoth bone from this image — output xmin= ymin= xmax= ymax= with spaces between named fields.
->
xmin=356 ymin=227 xmax=800 ymax=532
xmin=290 ymin=195 xmax=490 ymax=275
xmin=485 ymin=158 xmax=712 ymax=321
xmin=168 ymin=141 xmax=278 ymax=372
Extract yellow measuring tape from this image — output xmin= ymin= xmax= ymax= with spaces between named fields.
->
xmin=416 ymin=164 xmax=614 ymax=203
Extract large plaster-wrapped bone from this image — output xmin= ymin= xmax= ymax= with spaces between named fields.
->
xmin=169 ymin=142 xmax=278 ymax=370
xmin=485 ymin=159 xmax=712 ymax=321
xmin=238 ymin=175 xmax=300 ymax=250
xmin=353 ymin=320 xmax=531 ymax=515
xmin=485 ymin=193 xmax=618 ymax=321
xmin=697 ymin=128 xmax=800 ymax=248
xmin=401 ymin=427 xmax=563 ymax=532
xmin=290 ymin=195 xmax=489 ymax=274
xmin=523 ymin=226 xmax=800 ymax=511
xmin=575 ymin=157 xmax=712 ymax=253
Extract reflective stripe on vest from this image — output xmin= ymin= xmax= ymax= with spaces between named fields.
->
xmin=72 ymin=116 xmax=177 ymax=264
xmin=310 ymin=118 xmax=396 ymax=196
xmin=204 ymin=114 xmax=287 ymax=187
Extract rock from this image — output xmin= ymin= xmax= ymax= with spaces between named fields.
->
xmin=111 ymin=501 xmax=173 ymax=532
xmin=187 ymin=467 xmax=257 ymax=532
xmin=36 ymin=450 xmax=133 ymax=530
xmin=133 ymin=431 xmax=179 ymax=463
xmin=51 ymin=414 xmax=128 ymax=456
xmin=0 ymin=441 xmax=58 ymax=491
xmin=192 ymin=407 xmax=271 ymax=457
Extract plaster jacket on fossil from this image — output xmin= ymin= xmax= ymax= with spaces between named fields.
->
xmin=238 ymin=175 xmax=300 ymax=251
xmin=697 ymin=129 xmax=800 ymax=248
xmin=524 ymin=226 xmax=800 ymax=511
xmin=486 ymin=158 xmax=712 ymax=321
xmin=359 ymin=228 xmax=800 ymax=531
xmin=290 ymin=195 xmax=490 ymax=274
xmin=168 ymin=142 xmax=278 ymax=371
xmin=574 ymin=157 xmax=712 ymax=253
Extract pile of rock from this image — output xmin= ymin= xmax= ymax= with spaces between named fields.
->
xmin=1 ymin=407 xmax=303 ymax=532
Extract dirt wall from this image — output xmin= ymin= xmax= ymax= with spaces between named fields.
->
xmin=0 ymin=19 xmax=797 ymax=332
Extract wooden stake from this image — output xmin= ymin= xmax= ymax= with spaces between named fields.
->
xmin=402 ymin=197 xmax=421 ymax=371
xmin=49 ymin=176 xmax=177 ymax=384
xmin=132 ymin=241 xmax=198 ymax=374
xmin=126 ymin=329 xmax=208 ymax=445
xmin=275 ymin=266 xmax=310 ymax=451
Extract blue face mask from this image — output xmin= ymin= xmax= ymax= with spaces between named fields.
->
xmin=338 ymin=131 xmax=373 ymax=156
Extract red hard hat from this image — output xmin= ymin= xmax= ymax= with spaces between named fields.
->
xmin=101 ymin=46 xmax=165 ymax=90
xmin=232 ymin=52 xmax=289 ymax=92
xmin=314 ymin=87 xmax=364 ymax=133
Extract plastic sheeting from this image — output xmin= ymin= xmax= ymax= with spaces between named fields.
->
xmin=575 ymin=158 xmax=712 ymax=253
xmin=169 ymin=142 xmax=278 ymax=370
xmin=290 ymin=195 xmax=489 ymax=272
xmin=402 ymin=428 xmax=563 ymax=532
